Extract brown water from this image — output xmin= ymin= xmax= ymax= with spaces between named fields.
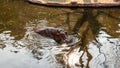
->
xmin=0 ymin=0 xmax=120 ymax=68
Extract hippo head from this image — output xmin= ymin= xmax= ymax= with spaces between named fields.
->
xmin=34 ymin=27 xmax=73 ymax=45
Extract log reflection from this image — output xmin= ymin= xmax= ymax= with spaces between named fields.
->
xmin=60 ymin=9 xmax=120 ymax=68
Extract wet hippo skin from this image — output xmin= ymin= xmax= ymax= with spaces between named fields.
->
xmin=34 ymin=27 xmax=72 ymax=44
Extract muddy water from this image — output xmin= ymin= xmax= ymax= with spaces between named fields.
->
xmin=0 ymin=0 xmax=120 ymax=68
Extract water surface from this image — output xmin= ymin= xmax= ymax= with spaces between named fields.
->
xmin=0 ymin=0 xmax=120 ymax=68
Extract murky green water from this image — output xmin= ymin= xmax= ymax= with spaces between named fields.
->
xmin=0 ymin=0 xmax=120 ymax=68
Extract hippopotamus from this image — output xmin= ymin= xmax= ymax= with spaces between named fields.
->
xmin=34 ymin=27 xmax=72 ymax=44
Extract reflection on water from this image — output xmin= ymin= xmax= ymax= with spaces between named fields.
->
xmin=0 ymin=0 xmax=120 ymax=68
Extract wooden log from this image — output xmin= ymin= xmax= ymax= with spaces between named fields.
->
xmin=28 ymin=0 xmax=120 ymax=8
